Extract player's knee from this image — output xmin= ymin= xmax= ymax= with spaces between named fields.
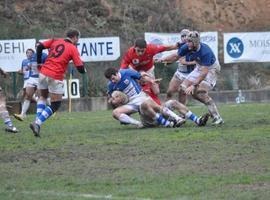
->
xmin=112 ymin=108 xmax=122 ymax=119
xmin=0 ymin=101 xmax=6 ymax=112
xmin=140 ymin=101 xmax=149 ymax=111
xmin=166 ymin=90 xmax=173 ymax=99
xmin=193 ymin=90 xmax=211 ymax=104
xmin=179 ymin=84 xmax=187 ymax=92
xmin=50 ymin=101 xmax=61 ymax=113
xmin=164 ymin=100 xmax=177 ymax=109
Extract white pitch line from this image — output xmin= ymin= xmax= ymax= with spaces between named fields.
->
xmin=16 ymin=190 xmax=152 ymax=200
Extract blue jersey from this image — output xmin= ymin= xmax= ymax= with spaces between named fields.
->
xmin=178 ymin=42 xmax=216 ymax=67
xmin=108 ymin=69 xmax=142 ymax=99
xmin=177 ymin=42 xmax=196 ymax=73
xmin=30 ymin=53 xmax=47 ymax=78
xmin=21 ymin=59 xmax=31 ymax=80
xmin=21 ymin=53 xmax=47 ymax=80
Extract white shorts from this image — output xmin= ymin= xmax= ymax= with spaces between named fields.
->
xmin=38 ymin=73 xmax=64 ymax=94
xmin=23 ymin=77 xmax=39 ymax=88
xmin=122 ymin=92 xmax=149 ymax=112
xmin=174 ymin=70 xmax=190 ymax=81
xmin=186 ymin=66 xmax=218 ymax=90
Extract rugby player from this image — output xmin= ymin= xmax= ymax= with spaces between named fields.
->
xmin=159 ymin=31 xmax=223 ymax=125
xmin=29 ymin=28 xmax=86 ymax=137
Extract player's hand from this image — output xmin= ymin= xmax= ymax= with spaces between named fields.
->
xmin=140 ymin=71 xmax=150 ymax=77
xmin=185 ymin=85 xmax=195 ymax=95
xmin=154 ymin=78 xmax=162 ymax=83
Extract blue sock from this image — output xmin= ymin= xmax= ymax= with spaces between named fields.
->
xmin=155 ymin=113 xmax=170 ymax=126
xmin=185 ymin=111 xmax=199 ymax=124
xmin=36 ymin=100 xmax=46 ymax=119
xmin=35 ymin=106 xmax=53 ymax=126
xmin=4 ymin=119 xmax=13 ymax=127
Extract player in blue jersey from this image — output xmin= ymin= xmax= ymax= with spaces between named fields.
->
xmin=159 ymin=31 xmax=223 ymax=125
xmin=109 ymin=90 xmax=209 ymax=128
xmin=14 ymin=48 xmax=48 ymax=121
xmin=104 ymin=68 xmax=209 ymax=128
xmin=164 ymin=29 xmax=197 ymax=104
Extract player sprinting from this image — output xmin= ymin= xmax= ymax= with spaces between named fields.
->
xmin=159 ymin=31 xmax=223 ymax=125
xmin=29 ymin=28 xmax=86 ymax=137
xmin=14 ymin=48 xmax=47 ymax=121
xmin=0 ymin=68 xmax=18 ymax=133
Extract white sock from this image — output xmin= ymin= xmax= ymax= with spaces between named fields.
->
xmin=119 ymin=113 xmax=141 ymax=125
xmin=162 ymin=107 xmax=181 ymax=121
xmin=21 ymin=99 xmax=30 ymax=116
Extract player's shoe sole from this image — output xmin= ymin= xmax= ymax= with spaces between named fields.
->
xmin=212 ymin=117 xmax=224 ymax=125
xmin=5 ymin=126 xmax=18 ymax=133
xmin=197 ymin=113 xmax=210 ymax=126
xmin=30 ymin=122 xmax=40 ymax=137
xmin=13 ymin=114 xmax=24 ymax=121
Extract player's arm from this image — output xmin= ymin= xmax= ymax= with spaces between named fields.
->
xmin=18 ymin=62 xmax=24 ymax=74
xmin=72 ymin=48 xmax=86 ymax=74
xmin=185 ymin=66 xmax=209 ymax=95
xmin=106 ymin=84 xmax=114 ymax=104
xmin=156 ymin=52 xmax=180 ymax=64
xmin=179 ymin=57 xmax=197 ymax=65
xmin=120 ymin=52 xmax=131 ymax=69
xmin=163 ymin=43 xmax=179 ymax=51
xmin=36 ymin=42 xmax=46 ymax=66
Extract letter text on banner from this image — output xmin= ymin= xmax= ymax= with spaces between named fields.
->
xmin=76 ymin=37 xmax=120 ymax=62
xmin=224 ymin=32 xmax=270 ymax=63
xmin=0 ymin=39 xmax=36 ymax=72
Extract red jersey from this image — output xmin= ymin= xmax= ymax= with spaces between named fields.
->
xmin=120 ymin=44 xmax=167 ymax=72
xmin=40 ymin=38 xmax=83 ymax=80
xmin=141 ymin=82 xmax=161 ymax=105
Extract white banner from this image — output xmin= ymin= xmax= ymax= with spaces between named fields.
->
xmin=63 ymin=79 xmax=80 ymax=99
xmin=76 ymin=37 xmax=120 ymax=62
xmin=144 ymin=32 xmax=218 ymax=60
xmin=224 ymin=32 xmax=270 ymax=63
xmin=0 ymin=39 xmax=36 ymax=72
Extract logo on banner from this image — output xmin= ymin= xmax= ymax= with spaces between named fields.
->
xmin=227 ymin=37 xmax=244 ymax=58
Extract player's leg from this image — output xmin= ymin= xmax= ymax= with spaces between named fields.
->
xmin=166 ymin=76 xmax=182 ymax=100
xmin=18 ymin=86 xmax=36 ymax=120
xmin=146 ymin=67 xmax=160 ymax=95
xmin=192 ymin=85 xmax=223 ymax=125
xmin=0 ymin=88 xmax=18 ymax=133
xmin=112 ymin=105 xmax=141 ymax=126
xmin=164 ymin=100 xmax=209 ymax=126
xmin=140 ymin=99 xmax=173 ymax=127
xmin=192 ymin=70 xmax=223 ymax=125
xmin=30 ymin=75 xmax=63 ymax=137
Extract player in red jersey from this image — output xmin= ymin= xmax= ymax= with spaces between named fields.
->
xmin=120 ymin=38 xmax=177 ymax=102
xmin=30 ymin=28 xmax=86 ymax=137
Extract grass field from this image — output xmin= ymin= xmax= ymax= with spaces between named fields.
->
xmin=0 ymin=103 xmax=270 ymax=200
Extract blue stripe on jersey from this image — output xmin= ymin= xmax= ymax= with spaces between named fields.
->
xmin=108 ymin=69 xmax=142 ymax=99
